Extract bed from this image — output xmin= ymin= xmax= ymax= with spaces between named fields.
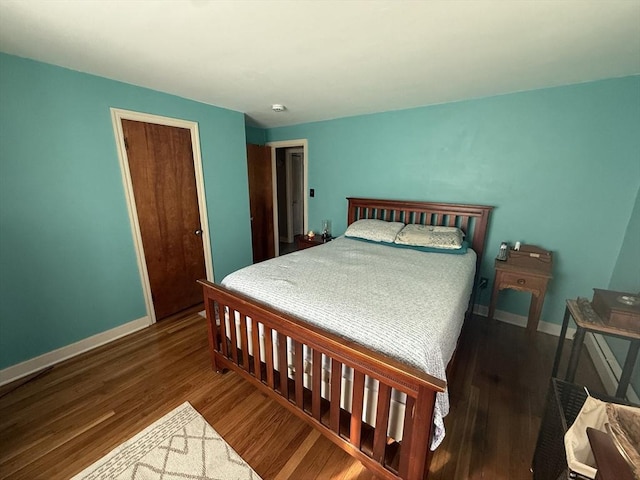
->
xmin=199 ymin=198 xmax=493 ymax=480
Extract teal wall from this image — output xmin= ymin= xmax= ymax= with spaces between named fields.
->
xmin=246 ymin=124 xmax=267 ymax=145
xmin=0 ymin=53 xmax=253 ymax=370
xmin=609 ymin=187 xmax=640 ymax=293
xmin=2 ymin=50 xmax=638 ymax=385
xmin=267 ymin=76 xmax=640 ymax=326
xmin=607 ymin=186 xmax=640 ymax=393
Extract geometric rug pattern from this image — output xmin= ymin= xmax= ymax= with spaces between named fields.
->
xmin=70 ymin=402 xmax=262 ymax=480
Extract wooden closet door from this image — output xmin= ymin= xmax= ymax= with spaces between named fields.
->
xmin=246 ymin=144 xmax=275 ymax=263
xmin=122 ymin=120 xmax=206 ymax=320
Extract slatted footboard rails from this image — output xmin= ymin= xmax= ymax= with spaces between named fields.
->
xmin=199 ymin=279 xmax=445 ymax=480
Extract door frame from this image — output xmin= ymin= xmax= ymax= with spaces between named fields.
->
xmin=266 ymin=139 xmax=308 ymax=256
xmin=111 ymin=108 xmax=214 ymax=325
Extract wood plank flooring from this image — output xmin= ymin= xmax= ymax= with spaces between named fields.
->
xmin=0 ymin=313 xmax=604 ymax=480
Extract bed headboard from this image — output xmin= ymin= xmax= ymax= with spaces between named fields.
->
xmin=347 ymin=197 xmax=494 ymax=279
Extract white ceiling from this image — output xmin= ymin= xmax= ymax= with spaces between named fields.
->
xmin=1 ymin=0 xmax=639 ymax=128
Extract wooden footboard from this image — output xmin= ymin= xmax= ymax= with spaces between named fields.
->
xmin=199 ymin=279 xmax=446 ymax=480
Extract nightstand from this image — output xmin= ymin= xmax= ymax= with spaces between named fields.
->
xmin=296 ymin=235 xmax=333 ymax=250
xmin=488 ymin=245 xmax=553 ymax=335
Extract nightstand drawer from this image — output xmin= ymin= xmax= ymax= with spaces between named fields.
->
xmin=499 ymin=271 xmax=547 ymax=292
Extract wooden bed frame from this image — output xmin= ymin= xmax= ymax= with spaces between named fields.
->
xmin=199 ymin=198 xmax=493 ymax=480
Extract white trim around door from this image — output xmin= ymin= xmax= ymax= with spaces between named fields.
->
xmin=110 ymin=108 xmax=214 ymax=325
xmin=266 ymin=139 xmax=309 ymax=257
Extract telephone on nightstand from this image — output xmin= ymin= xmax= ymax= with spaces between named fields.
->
xmin=497 ymin=242 xmax=508 ymax=261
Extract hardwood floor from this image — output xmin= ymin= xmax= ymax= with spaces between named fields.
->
xmin=0 ymin=313 xmax=604 ymax=480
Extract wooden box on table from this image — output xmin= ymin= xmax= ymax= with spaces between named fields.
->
xmin=591 ymin=289 xmax=640 ymax=333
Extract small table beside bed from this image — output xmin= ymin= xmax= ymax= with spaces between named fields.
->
xmin=199 ymin=197 xmax=493 ymax=480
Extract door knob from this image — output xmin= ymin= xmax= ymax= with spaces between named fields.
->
xmin=194 ymin=229 xmax=203 ymax=236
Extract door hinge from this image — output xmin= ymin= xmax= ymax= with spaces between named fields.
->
xmin=124 ymin=137 xmax=129 ymax=149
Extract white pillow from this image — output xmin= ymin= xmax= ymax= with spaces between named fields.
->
xmin=395 ymin=224 xmax=464 ymax=249
xmin=344 ymin=219 xmax=405 ymax=243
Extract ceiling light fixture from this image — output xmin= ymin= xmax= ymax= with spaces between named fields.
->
xmin=271 ymin=104 xmax=286 ymax=112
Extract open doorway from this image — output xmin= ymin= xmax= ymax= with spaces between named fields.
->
xmin=246 ymin=140 xmax=307 ymax=261
xmin=276 ymin=147 xmax=304 ymax=254
xmin=267 ymin=140 xmax=308 ymax=257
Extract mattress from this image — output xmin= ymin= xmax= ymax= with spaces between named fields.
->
xmin=221 ymin=236 xmax=476 ymax=448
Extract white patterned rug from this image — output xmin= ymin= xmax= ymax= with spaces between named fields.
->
xmin=71 ymin=402 xmax=261 ymax=480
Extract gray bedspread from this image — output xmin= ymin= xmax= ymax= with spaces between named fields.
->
xmin=221 ymin=236 xmax=476 ymax=448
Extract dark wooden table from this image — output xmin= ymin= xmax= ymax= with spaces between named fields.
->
xmin=296 ymin=234 xmax=333 ymax=250
xmin=552 ymin=299 xmax=640 ymax=399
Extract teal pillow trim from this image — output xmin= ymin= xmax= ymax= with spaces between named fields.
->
xmin=346 ymin=236 xmax=470 ymax=255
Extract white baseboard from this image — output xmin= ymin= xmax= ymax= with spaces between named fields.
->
xmin=473 ymin=304 xmax=639 ymax=403
xmin=472 ymin=304 xmax=576 ymax=339
xmin=0 ymin=316 xmax=150 ymax=387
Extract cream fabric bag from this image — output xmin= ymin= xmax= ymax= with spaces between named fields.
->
xmin=564 ymin=395 xmax=608 ymax=479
